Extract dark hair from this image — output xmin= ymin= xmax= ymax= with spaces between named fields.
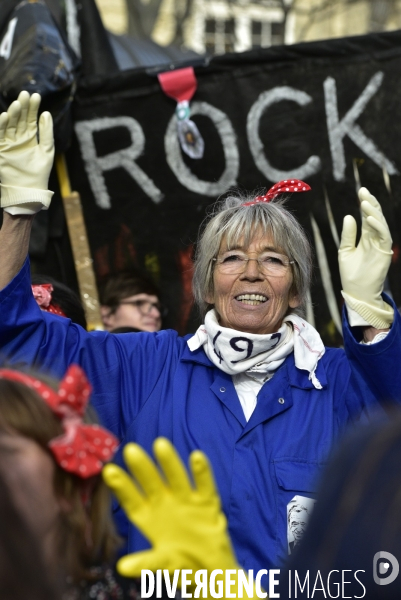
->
xmin=31 ymin=275 xmax=87 ymax=329
xmin=100 ymin=270 xmax=161 ymax=315
xmin=109 ymin=326 xmax=142 ymax=334
xmin=0 ymin=475 xmax=60 ymax=600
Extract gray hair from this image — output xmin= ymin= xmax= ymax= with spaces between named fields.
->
xmin=193 ymin=192 xmax=313 ymax=319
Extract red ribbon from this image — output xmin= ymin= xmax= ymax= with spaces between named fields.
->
xmin=158 ymin=67 xmax=197 ymax=104
xmin=0 ymin=365 xmax=118 ymax=479
xmin=242 ymin=179 xmax=311 ymax=206
xmin=50 ymin=421 xmax=117 ymax=478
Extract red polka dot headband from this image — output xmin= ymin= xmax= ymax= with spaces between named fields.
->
xmin=242 ymin=179 xmax=311 ymax=206
xmin=0 ymin=365 xmax=118 ymax=479
xmin=31 ymin=284 xmax=67 ymax=318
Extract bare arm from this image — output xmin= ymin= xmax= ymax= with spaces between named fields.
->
xmin=362 ymin=325 xmax=388 ymax=343
xmin=0 ymin=213 xmax=34 ymax=290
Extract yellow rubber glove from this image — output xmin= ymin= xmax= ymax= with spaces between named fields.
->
xmin=0 ymin=91 xmax=54 ymax=215
xmin=338 ymin=187 xmax=393 ymax=329
xmin=103 ymin=439 xmax=261 ymax=598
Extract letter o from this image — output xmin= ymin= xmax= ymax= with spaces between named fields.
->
xmin=165 ymin=101 xmax=239 ymax=196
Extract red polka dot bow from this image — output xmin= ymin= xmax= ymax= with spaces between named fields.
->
xmin=242 ymin=179 xmax=311 ymax=206
xmin=0 ymin=365 xmax=118 ymax=479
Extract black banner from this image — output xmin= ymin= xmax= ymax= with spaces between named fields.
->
xmin=57 ymin=31 xmax=401 ymax=342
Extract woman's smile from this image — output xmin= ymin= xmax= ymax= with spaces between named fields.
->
xmin=207 ymin=232 xmax=299 ymax=335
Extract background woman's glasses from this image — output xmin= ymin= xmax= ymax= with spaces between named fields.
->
xmin=119 ymin=300 xmax=168 ymax=317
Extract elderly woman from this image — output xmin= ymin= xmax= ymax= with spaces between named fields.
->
xmin=0 ymin=92 xmax=400 ymax=587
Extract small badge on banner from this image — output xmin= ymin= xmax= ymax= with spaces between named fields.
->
xmin=159 ymin=68 xmax=204 ymax=159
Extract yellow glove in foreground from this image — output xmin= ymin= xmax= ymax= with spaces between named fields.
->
xmin=338 ymin=187 xmax=393 ymax=329
xmin=0 ymin=91 xmax=54 ymax=215
xmin=103 ymin=439 xmax=261 ymax=598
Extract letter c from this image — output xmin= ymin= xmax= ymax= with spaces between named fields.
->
xmin=247 ymin=87 xmax=321 ymax=181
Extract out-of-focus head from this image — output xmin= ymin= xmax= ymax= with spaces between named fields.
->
xmin=0 ymin=367 xmax=119 ymax=582
xmin=100 ymin=270 xmax=164 ymax=333
xmin=193 ymin=193 xmax=312 ymax=334
xmin=280 ymin=414 xmax=401 ymax=598
xmin=0 ymin=473 xmax=60 ymax=600
xmin=31 ymin=275 xmax=87 ymax=329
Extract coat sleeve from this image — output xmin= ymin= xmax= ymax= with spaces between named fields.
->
xmin=0 ymin=257 xmax=180 ymax=439
xmin=343 ymin=295 xmax=401 ymax=407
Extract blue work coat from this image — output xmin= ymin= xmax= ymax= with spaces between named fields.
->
xmin=1 ymin=259 xmax=401 ymax=583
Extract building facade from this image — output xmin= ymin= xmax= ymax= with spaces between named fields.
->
xmin=95 ymin=0 xmax=401 ymax=54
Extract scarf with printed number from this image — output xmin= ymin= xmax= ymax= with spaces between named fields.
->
xmin=187 ymin=309 xmax=325 ymax=389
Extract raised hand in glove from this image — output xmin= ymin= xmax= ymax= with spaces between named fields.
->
xmin=0 ymin=91 xmax=54 ymax=215
xmin=103 ymin=438 xmax=240 ymax=577
xmin=338 ymin=187 xmax=393 ymax=329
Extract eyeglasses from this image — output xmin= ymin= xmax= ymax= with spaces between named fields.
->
xmin=212 ymin=251 xmax=294 ymax=276
xmin=119 ymin=300 xmax=168 ymax=317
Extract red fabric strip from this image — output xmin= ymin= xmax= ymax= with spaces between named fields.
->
xmin=158 ymin=67 xmax=197 ymax=103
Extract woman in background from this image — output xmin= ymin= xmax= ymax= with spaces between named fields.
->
xmin=99 ymin=270 xmax=164 ymax=333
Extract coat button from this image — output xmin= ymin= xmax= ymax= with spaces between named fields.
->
xmin=220 ymin=387 xmax=226 ymax=392
xmin=278 ymin=398 xmax=285 ymax=404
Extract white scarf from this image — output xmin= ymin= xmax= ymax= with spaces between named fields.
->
xmin=187 ymin=309 xmax=325 ymax=389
